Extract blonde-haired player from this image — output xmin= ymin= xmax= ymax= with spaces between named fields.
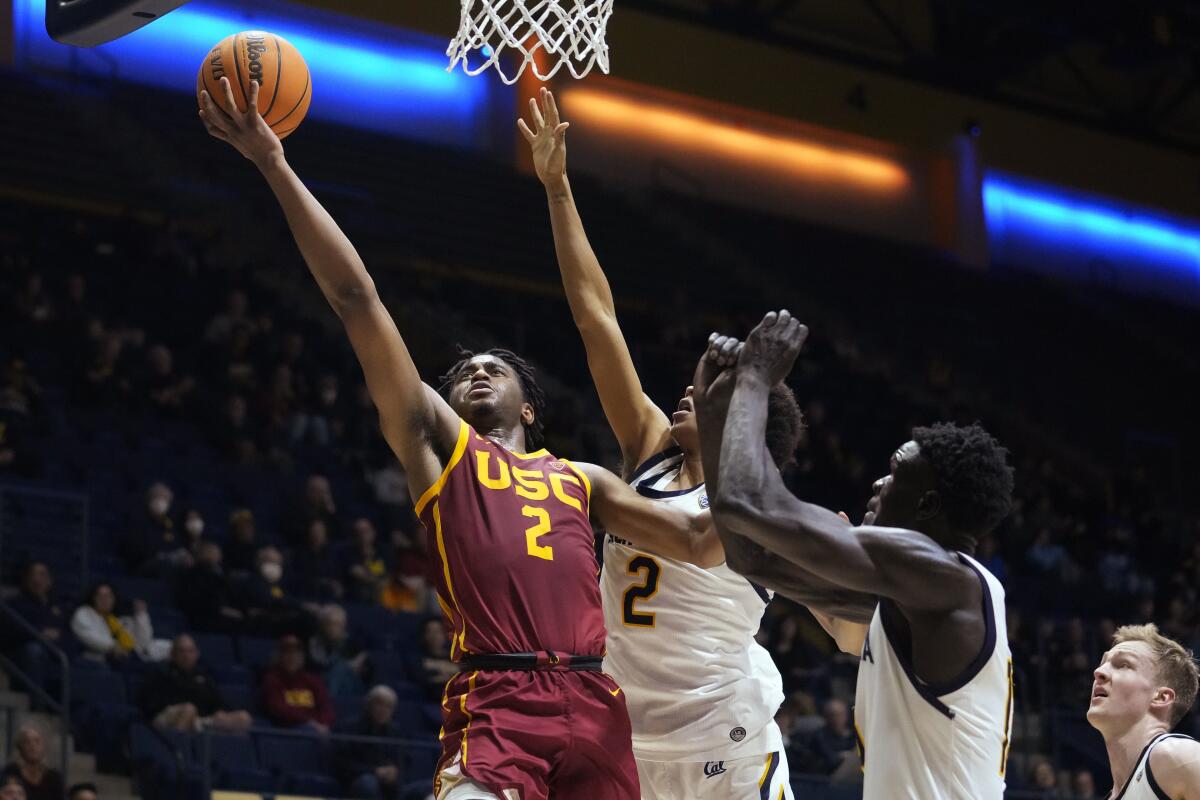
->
xmin=1088 ymin=623 xmax=1200 ymax=799
xmin=519 ymin=88 xmax=867 ymax=800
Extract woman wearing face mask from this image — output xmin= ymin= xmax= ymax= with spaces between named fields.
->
xmin=181 ymin=509 xmax=207 ymax=555
xmin=122 ymin=482 xmax=194 ymax=576
xmin=70 ymin=583 xmax=171 ymax=664
xmin=237 ymin=547 xmax=316 ymax=638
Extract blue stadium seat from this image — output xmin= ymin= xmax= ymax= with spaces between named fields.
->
xmin=285 ymin=772 xmax=341 ymax=796
xmin=191 ymin=632 xmax=236 ymax=667
xmin=238 ymin=637 xmax=277 ymax=671
xmin=202 ymin=732 xmax=275 ymax=793
xmin=217 ymin=684 xmax=257 ymax=716
xmin=214 ymin=663 xmax=253 ymax=686
xmin=112 ymin=576 xmax=172 ymax=608
xmin=256 ymin=732 xmax=328 ymax=774
xmin=333 ymin=694 xmax=364 ymax=722
xmin=370 ymin=651 xmax=407 ymax=683
xmin=70 ymin=666 xmax=126 ymax=710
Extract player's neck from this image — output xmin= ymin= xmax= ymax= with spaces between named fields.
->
xmin=1104 ymin=716 xmax=1170 ymax=795
xmin=483 ymin=425 xmax=529 ymax=455
xmin=677 ymin=449 xmax=704 ymax=488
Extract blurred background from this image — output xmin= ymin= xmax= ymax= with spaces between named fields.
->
xmin=0 ymin=0 xmax=1198 ymax=798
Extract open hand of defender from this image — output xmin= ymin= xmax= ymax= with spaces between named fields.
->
xmin=739 ymin=310 xmax=809 ymax=385
xmin=518 ymin=87 xmax=570 ymax=188
xmin=199 ymin=77 xmax=284 ymax=167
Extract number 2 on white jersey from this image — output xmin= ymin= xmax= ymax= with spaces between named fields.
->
xmin=622 ymin=555 xmax=661 ymax=627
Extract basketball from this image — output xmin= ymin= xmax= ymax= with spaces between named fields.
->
xmin=196 ymin=31 xmax=312 ymax=139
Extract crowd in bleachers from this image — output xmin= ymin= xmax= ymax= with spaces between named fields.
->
xmin=0 ymin=107 xmax=1197 ymax=799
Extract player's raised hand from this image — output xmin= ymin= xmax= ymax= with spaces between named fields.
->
xmin=739 ymin=310 xmax=808 ymax=385
xmin=199 ymin=77 xmax=284 ymax=167
xmin=692 ymin=333 xmax=742 ymax=420
xmin=517 ymin=87 xmax=570 ymax=188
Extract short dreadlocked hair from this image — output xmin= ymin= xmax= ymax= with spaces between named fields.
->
xmin=911 ymin=421 xmax=1014 ymax=536
xmin=439 ymin=347 xmax=547 ymax=450
xmin=766 ymin=384 xmax=805 ymax=468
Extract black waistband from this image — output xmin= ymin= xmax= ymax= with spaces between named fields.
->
xmin=459 ymin=652 xmax=604 ymax=672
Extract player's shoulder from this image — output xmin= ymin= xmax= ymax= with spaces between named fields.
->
xmin=1149 ymin=734 xmax=1200 ymax=798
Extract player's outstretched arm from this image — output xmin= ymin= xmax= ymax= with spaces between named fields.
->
xmin=1150 ymin=737 xmax=1200 ymax=799
xmin=199 ymin=79 xmax=458 ymax=492
xmin=519 ymin=89 xmax=670 ymax=472
xmin=573 ymin=463 xmax=723 ymax=568
xmin=709 ymin=311 xmax=978 ymax=615
xmin=692 ymin=336 xmax=876 ymax=628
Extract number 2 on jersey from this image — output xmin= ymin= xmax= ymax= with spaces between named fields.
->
xmin=622 ymin=555 xmax=661 ymax=627
xmin=523 ymin=506 xmax=553 ymax=560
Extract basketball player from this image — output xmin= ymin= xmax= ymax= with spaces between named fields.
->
xmin=692 ymin=312 xmax=1016 ymax=800
xmin=200 ymin=78 xmax=716 ymax=800
xmin=1088 ymin=623 xmax=1200 ymax=798
xmin=519 ymin=88 xmax=865 ymax=800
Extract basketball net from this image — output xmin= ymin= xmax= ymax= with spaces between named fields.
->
xmin=447 ymin=0 xmax=613 ymax=84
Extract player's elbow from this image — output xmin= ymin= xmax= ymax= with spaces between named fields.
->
xmin=330 ymin=276 xmax=379 ymax=317
xmin=710 ymin=490 xmax=765 ymax=535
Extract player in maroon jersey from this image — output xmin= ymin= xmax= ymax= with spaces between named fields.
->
xmin=200 ymin=78 xmax=715 ymax=800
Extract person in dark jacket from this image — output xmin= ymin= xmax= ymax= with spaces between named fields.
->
xmin=176 ymin=542 xmax=244 ymax=635
xmin=1 ymin=723 xmax=63 ymax=800
xmin=237 ymin=547 xmax=314 ymax=638
xmin=4 ymin=561 xmax=67 ymax=697
xmin=335 ymin=685 xmax=403 ymax=799
xmin=138 ymin=634 xmax=252 ymax=732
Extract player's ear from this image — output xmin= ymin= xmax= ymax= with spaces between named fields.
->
xmin=1152 ymin=685 xmax=1176 ymax=713
xmin=521 ymin=403 xmax=535 ymax=428
xmin=916 ymin=490 xmax=941 ymax=521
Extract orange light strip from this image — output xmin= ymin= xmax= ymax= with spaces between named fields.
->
xmin=562 ymin=88 xmax=909 ymax=194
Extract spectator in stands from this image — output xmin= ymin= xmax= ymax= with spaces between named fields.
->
xmin=335 ymin=685 xmax=403 ymax=799
xmin=181 ymin=509 xmax=207 ymax=555
xmin=1027 ymin=528 xmax=1069 ymax=575
xmin=238 ymin=546 xmax=314 ymax=637
xmin=139 ymin=344 xmax=195 ymax=417
xmin=1051 ymin=617 xmax=1094 ymax=709
xmin=1071 ymin=768 xmax=1097 ymax=799
xmin=123 ymin=482 xmax=192 ymax=575
xmin=341 ymin=518 xmax=389 ymax=603
xmin=261 ymin=634 xmax=334 ymax=733
xmin=380 ymin=530 xmax=435 ymax=615
xmin=1028 ymin=757 xmax=1063 ymax=797
xmin=291 ymin=373 xmax=341 ymax=446
xmin=82 ymin=333 xmax=130 ymax=408
xmin=215 ymin=394 xmax=259 ymax=464
xmin=0 ymin=359 xmax=41 ymax=478
xmin=308 ymin=605 xmax=367 ymax=697
xmin=413 ymin=619 xmax=456 ymax=702
xmin=67 ymin=784 xmax=98 ymax=800
xmin=792 ymin=699 xmax=857 ymax=775
xmin=70 ymin=582 xmax=170 ymax=664
xmin=976 ymin=532 xmax=1007 ymax=584
xmin=139 ymin=634 xmax=253 ymax=733
xmin=0 ymin=775 xmax=26 ymax=800
xmin=291 ymin=519 xmax=344 ymax=600
xmin=177 ymin=541 xmax=244 ymax=634
xmin=1 ymin=722 xmax=63 ymax=800
xmin=205 ymin=288 xmax=252 ymax=344
xmin=282 ymin=474 xmax=339 ymax=546
xmin=5 ymin=561 xmax=66 ymax=697
xmin=224 ymin=508 xmax=260 ymax=576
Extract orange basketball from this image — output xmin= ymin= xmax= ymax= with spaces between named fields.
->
xmin=197 ymin=31 xmax=312 ymax=140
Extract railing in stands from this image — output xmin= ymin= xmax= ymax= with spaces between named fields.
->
xmin=197 ymin=724 xmax=442 ymax=800
xmin=0 ymin=598 xmax=71 ymax=778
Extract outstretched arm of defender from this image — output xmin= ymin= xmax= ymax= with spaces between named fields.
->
xmin=519 ymin=89 xmax=670 ymax=470
xmin=709 ymin=312 xmax=977 ymax=613
xmin=199 ymin=79 xmax=458 ymax=491
xmin=574 ymin=463 xmax=723 ymax=568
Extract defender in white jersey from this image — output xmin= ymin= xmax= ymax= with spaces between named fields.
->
xmin=521 ymin=91 xmax=867 ymax=799
xmin=1087 ymin=623 xmax=1200 ymax=799
xmin=692 ymin=313 xmax=1019 ymax=800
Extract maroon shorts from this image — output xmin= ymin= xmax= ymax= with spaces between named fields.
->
xmin=435 ymin=668 xmax=639 ymax=800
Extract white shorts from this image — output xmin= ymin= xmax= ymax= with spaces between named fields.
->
xmin=636 ymin=749 xmax=793 ymax=800
xmin=435 ymin=755 xmax=519 ymax=800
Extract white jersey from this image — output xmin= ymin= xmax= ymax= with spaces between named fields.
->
xmin=854 ymin=552 xmax=1014 ymax=800
xmin=1110 ymin=733 xmax=1195 ymax=800
xmin=601 ymin=448 xmax=785 ymax=762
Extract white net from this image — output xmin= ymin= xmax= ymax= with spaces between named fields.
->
xmin=447 ymin=0 xmax=613 ymax=84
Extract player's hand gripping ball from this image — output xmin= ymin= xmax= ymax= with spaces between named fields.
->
xmin=197 ymin=31 xmax=311 ymax=139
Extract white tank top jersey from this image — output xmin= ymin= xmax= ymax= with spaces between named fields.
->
xmin=1110 ymin=733 xmax=1195 ymax=800
xmin=854 ymin=552 xmax=1014 ymax=800
xmin=600 ymin=448 xmax=785 ymax=762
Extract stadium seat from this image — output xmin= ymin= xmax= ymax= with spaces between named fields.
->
xmin=192 ymin=632 xmax=237 ymax=667
xmin=203 ymin=732 xmax=276 ymax=793
xmin=70 ymin=667 xmax=126 ymax=710
xmin=217 ymin=683 xmax=257 ymax=716
xmin=256 ymin=732 xmax=328 ymax=774
xmin=238 ymin=637 xmax=277 ymax=671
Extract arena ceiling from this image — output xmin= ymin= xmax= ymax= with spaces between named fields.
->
xmin=622 ymin=0 xmax=1200 ymax=150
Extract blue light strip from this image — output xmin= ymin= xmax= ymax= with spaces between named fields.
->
xmin=12 ymin=0 xmax=498 ymax=142
xmin=983 ymin=174 xmax=1200 ymax=303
